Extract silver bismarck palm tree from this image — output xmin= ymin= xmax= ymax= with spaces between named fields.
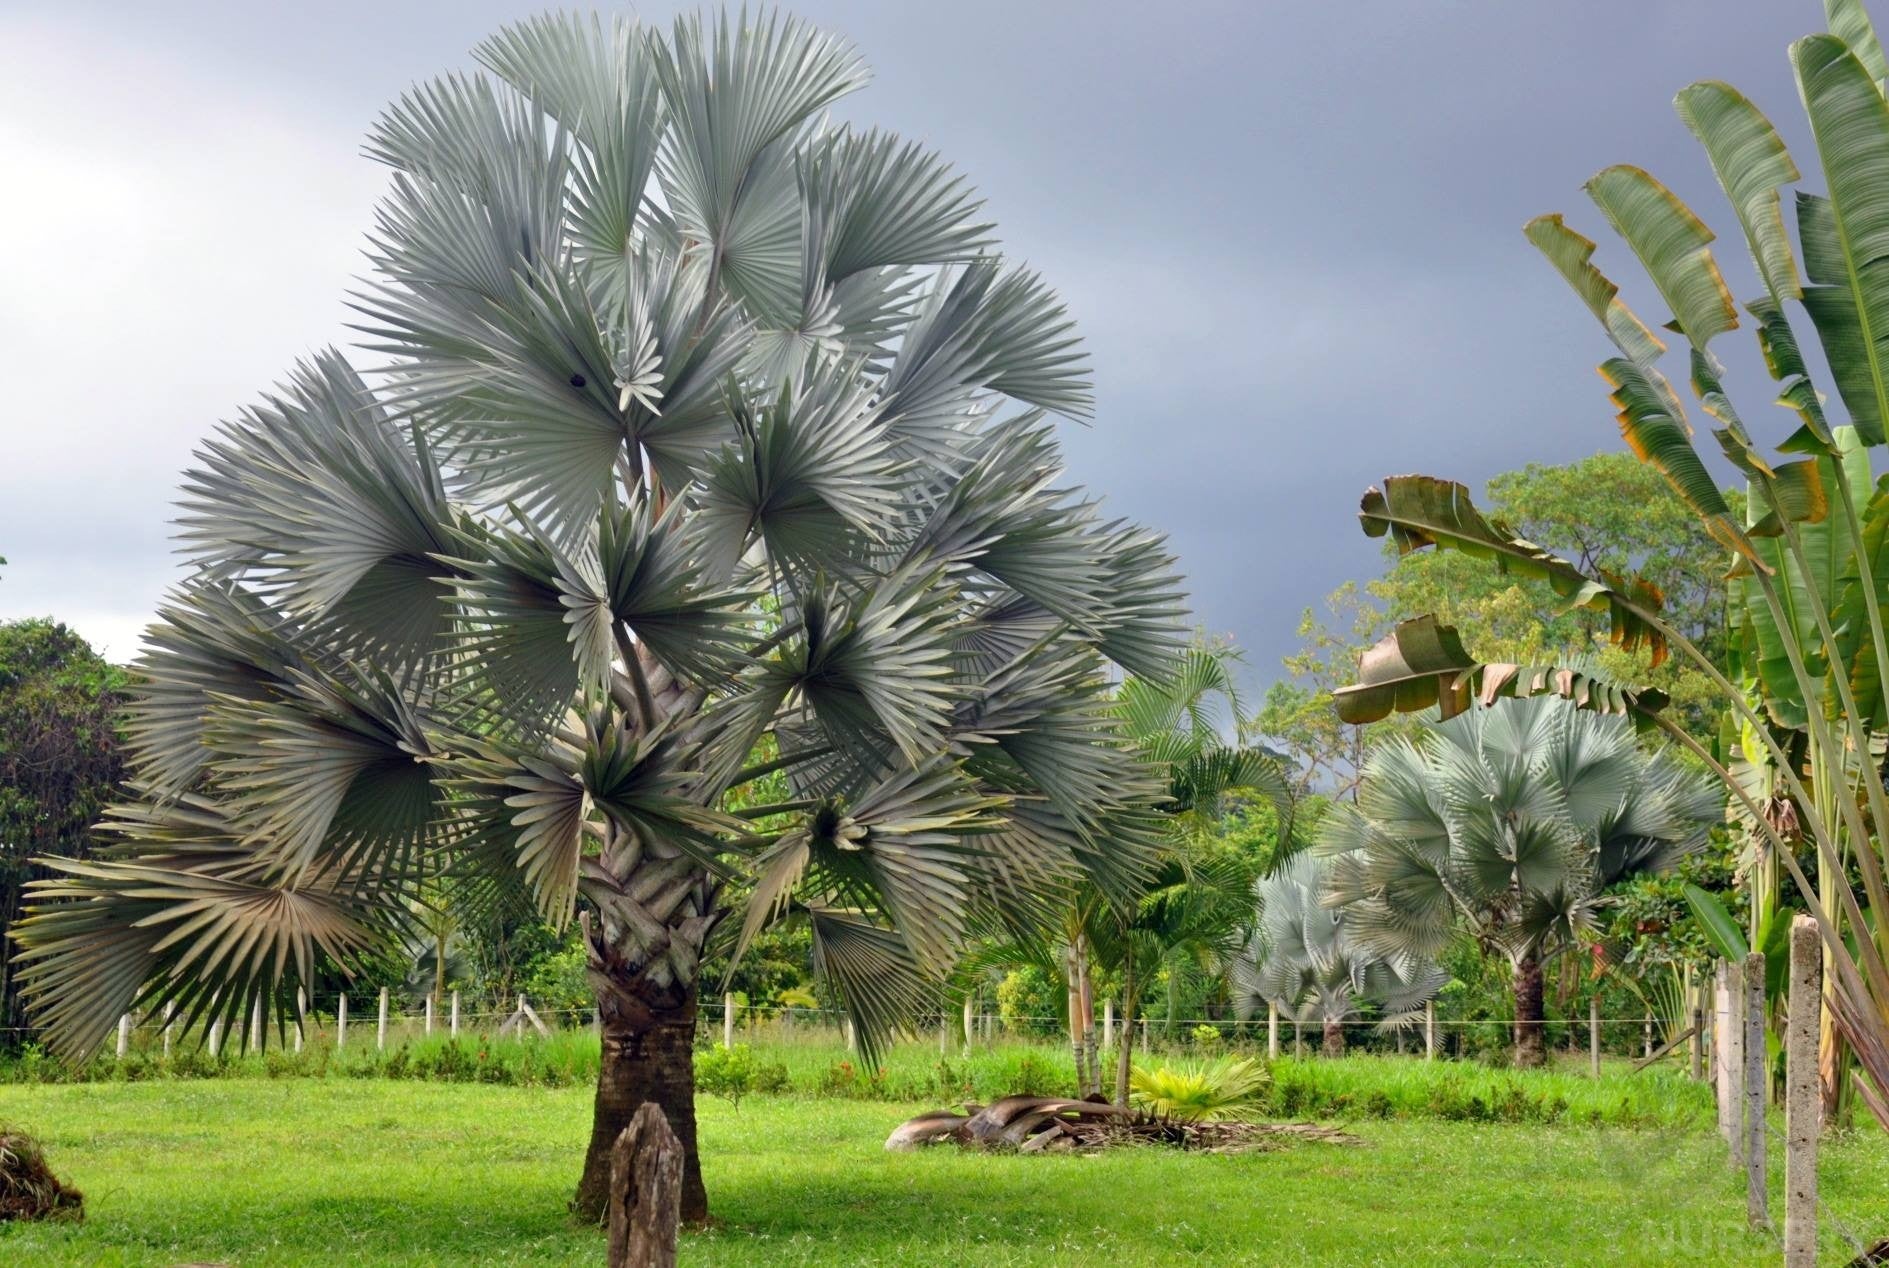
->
xmin=1232 ymin=851 xmax=1444 ymax=1057
xmin=11 ymin=9 xmax=1183 ymax=1222
xmin=1317 ymin=694 xmax=1717 ymax=1066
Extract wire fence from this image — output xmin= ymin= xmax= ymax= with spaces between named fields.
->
xmin=44 ymin=987 xmax=1708 ymax=1069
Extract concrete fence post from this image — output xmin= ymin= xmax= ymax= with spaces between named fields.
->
xmin=1715 ymin=961 xmax=1736 ymax=1153
xmin=116 ymin=1011 xmax=132 ymax=1060
xmin=163 ymin=1000 xmax=175 ymax=1059
xmin=208 ymin=1014 xmax=223 ymax=1059
xmin=1700 ymin=982 xmax=1715 ymax=1080
xmin=1642 ymin=1011 xmax=1653 ymax=1060
xmin=377 ymin=987 xmax=389 ymax=1052
xmin=1103 ymin=999 xmax=1115 ymax=1052
xmin=1425 ymin=999 xmax=1437 ymax=1062
xmin=1269 ymin=1002 xmax=1281 ymax=1061
xmin=337 ymin=993 xmax=348 ymax=1051
xmin=1785 ymin=916 xmax=1820 ymax=1265
xmin=249 ymin=995 xmax=262 ymax=1052
xmin=450 ymin=990 xmax=460 ymax=1039
xmin=423 ymin=995 xmax=434 ymax=1037
xmin=1589 ymin=996 xmax=1600 ymax=1078
xmin=1743 ymin=952 xmax=1767 ymax=1227
xmin=963 ymin=995 xmax=975 ymax=1049
xmin=294 ymin=987 xmax=305 ymax=1054
xmin=724 ymin=993 xmax=736 ymax=1049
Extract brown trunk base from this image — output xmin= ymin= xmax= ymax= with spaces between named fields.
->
xmin=575 ymin=991 xmax=705 ymax=1227
xmin=1514 ymin=953 xmax=1545 ymax=1069
xmin=1322 ymin=1019 xmax=1345 ymax=1058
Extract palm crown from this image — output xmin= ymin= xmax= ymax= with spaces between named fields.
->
xmin=10 ymin=7 xmax=1185 ymax=1217
xmin=1233 ymin=851 xmax=1444 ymax=1037
xmin=1319 ymin=695 xmax=1718 ymax=969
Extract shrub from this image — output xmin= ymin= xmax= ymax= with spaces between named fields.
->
xmin=695 ymin=1044 xmax=785 ymax=1110
xmin=1130 ymin=1056 xmax=1270 ymax=1122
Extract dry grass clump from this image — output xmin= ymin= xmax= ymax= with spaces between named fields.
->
xmin=0 ymin=1126 xmax=82 ymax=1221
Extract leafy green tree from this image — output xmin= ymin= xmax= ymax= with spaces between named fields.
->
xmin=956 ymin=644 xmax=1289 ymax=1101
xmin=1097 ymin=645 xmax=1289 ymax=1101
xmin=1260 ymin=453 xmax=1731 ymax=793
xmin=1320 ymin=695 xmax=1717 ymax=1066
xmin=13 ymin=10 xmax=1180 ymax=1222
xmin=0 ymin=620 xmax=127 ymax=1045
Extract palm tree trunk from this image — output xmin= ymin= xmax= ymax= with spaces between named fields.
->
xmin=574 ymin=967 xmax=706 ymax=1226
xmin=1513 ymin=950 xmax=1546 ymax=1069
xmin=1114 ymin=957 xmax=1138 ymax=1107
xmin=1074 ymin=936 xmax=1096 ymax=1097
xmin=571 ymin=844 xmax=719 ymax=1227
xmin=1064 ymin=944 xmax=1084 ymax=1095
xmin=433 ymin=925 xmax=447 ymax=1021
xmin=1322 ymin=1017 xmax=1345 ymax=1057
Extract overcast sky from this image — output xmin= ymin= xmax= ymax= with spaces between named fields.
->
xmin=0 ymin=0 xmax=1820 ymax=694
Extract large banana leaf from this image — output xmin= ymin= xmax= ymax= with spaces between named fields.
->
xmin=1358 ymin=476 xmax=1670 ymax=664
xmin=1735 ymin=427 xmax=1872 ymax=727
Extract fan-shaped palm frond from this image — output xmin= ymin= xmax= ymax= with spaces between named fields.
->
xmin=1231 ymin=852 xmax=1445 ymax=1038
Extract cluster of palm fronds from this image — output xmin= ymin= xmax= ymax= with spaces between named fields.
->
xmin=10 ymin=7 xmax=1186 ymax=1076
xmin=1127 ymin=1055 xmax=1269 ymax=1122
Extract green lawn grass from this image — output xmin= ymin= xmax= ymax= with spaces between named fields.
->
xmin=1 ymin=1073 xmax=1884 ymax=1264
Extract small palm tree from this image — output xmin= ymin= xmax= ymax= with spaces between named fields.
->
xmin=1231 ymin=852 xmax=1443 ymax=1057
xmin=11 ymin=9 xmax=1181 ymax=1222
xmin=1100 ymin=645 xmax=1289 ymax=1099
xmin=956 ymin=644 xmax=1289 ymax=1103
xmin=1317 ymin=694 xmax=1717 ymax=1065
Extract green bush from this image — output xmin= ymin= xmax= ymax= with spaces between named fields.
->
xmin=696 ymin=1044 xmax=789 ymax=1110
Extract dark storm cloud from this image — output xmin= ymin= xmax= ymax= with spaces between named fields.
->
xmin=0 ymin=0 xmax=1822 ymax=684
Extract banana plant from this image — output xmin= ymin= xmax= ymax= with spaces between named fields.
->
xmin=1334 ymin=0 xmax=1889 ymax=1128
xmin=8 ymin=9 xmax=1185 ymax=1222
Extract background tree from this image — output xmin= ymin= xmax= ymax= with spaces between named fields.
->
xmin=1319 ymin=695 xmax=1718 ymax=1066
xmin=1231 ymin=851 xmax=1444 ymax=1057
xmin=0 ymin=620 xmax=126 ymax=1046
xmin=1259 ymin=453 xmax=1731 ymax=793
xmin=11 ymin=9 xmax=1181 ymax=1224
xmin=1098 ymin=644 xmax=1289 ymax=1102
xmin=957 ymin=643 xmax=1290 ymax=1102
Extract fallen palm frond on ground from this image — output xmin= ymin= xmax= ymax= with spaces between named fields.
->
xmin=0 ymin=1127 xmax=82 ymax=1221
xmin=885 ymin=1094 xmax=1361 ymax=1154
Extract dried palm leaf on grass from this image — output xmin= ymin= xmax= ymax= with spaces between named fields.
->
xmin=0 ymin=1127 xmax=82 ymax=1222
xmin=885 ymin=1095 xmax=1361 ymax=1155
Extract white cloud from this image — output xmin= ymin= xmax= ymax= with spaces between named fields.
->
xmin=0 ymin=12 xmax=385 ymax=660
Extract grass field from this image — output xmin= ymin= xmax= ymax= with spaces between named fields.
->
xmin=1 ymin=1069 xmax=1886 ymax=1264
